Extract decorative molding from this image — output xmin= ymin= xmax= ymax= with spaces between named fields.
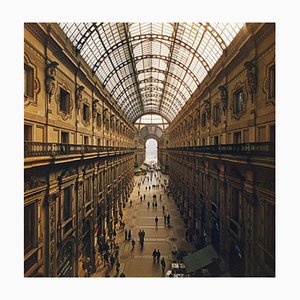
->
xmin=244 ymin=61 xmax=257 ymax=102
xmin=45 ymin=61 xmax=59 ymax=103
xmin=24 ymin=53 xmax=41 ymax=107
xmin=263 ymin=59 xmax=275 ymax=106
xmin=230 ymin=81 xmax=247 ymax=120
xmin=55 ymin=81 xmax=73 ymax=121
xmin=212 ymin=101 xmax=221 ymax=127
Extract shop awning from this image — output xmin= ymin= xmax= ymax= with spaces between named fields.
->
xmin=134 ymin=167 xmax=142 ymax=173
xmin=140 ymin=164 xmax=148 ymax=170
xmin=182 ymin=245 xmax=218 ymax=274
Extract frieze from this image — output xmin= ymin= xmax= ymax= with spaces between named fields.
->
xmin=24 ymin=176 xmax=47 ymax=192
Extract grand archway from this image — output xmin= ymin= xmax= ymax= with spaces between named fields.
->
xmin=145 ymin=138 xmax=157 ymax=163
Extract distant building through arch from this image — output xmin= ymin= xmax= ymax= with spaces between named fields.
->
xmin=145 ymin=138 xmax=157 ymax=163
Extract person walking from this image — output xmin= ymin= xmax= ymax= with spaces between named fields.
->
xmin=159 ymin=194 xmax=162 ymax=201
xmin=124 ymin=228 xmax=128 ymax=240
xmin=144 ymin=194 xmax=146 ymax=200
xmin=130 ymin=199 xmax=133 ymax=207
xmin=116 ymin=260 xmax=120 ymax=274
xmin=128 ymin=229 xmax=132 ymax=240
xmin=146 ymin=187 xmax=147 ymax=191
xmin=156 ymin=249 xmax=161 ymax=263
xmin=110 ymin=254 xmax=115 ymax=269
xmin=164 ymin=214 xmax=167 ymax=225
xmin=152 ymin=202 xmax=155 ymax=209
xmin=161 ymin=257 xmax=166 ymax=274
xmin=155 ymin=216 xmax=158 ymax=226
xmin=152 ymin=249 xmax=157 ymax=262
xmin=167 ymin=214 xmax=170 ymax=226
xmin=147 ymin=201 xmax=150 ymax=209
xmin=138 ymin=190 xmax=140 ymax=196
xmin=186 ymin=228 xmax=189 ymax=241
xmin=162 ymin=205 xmax=165 ymax=213
xmin=131 ymin=239 xmax=136 ymax=251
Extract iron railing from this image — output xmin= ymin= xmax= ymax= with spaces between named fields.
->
xmin=167 ymin=142 xmax=275 ymax=157
xmin=24 ymin=141 xmax=136 ymax=158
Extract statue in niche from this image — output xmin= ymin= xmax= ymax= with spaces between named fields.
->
xmin=244 ymin=61 xmax=257 ymax=101
xmin=204 ymin=99 xmax=211 ymax=119
xmin=45 ymin=61 xmax=59 ymax=102
xmin=92 ymin=99 xmax=99 ymax=118
xmin=218 ymin=85 xmax=228 ymax=113
xmin=75 ymin=85 xmax=84 ymax=109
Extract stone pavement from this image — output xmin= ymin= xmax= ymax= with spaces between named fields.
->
xmin=93 ymin=171 xmax=195 ymax=277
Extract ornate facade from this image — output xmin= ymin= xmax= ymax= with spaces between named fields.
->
xmin=24 ymin=24 xmax=135 ymax=276
xmin=24 ymin=22 xmax=275 ymax=277
xmin=160 ymin=23 xmax=275 ymax=276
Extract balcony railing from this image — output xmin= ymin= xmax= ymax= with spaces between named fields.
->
xmin=167 ymin=142 xmax=275 ymax=157
xmin=24 ymin=141 xmax=136 ymax=158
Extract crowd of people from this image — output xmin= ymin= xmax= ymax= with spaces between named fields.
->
xmin=98 ymin=169 xmax=173 ymax=277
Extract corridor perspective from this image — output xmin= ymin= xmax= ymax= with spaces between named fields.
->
xmin=24 ymin=22 xmax=275 ymax=277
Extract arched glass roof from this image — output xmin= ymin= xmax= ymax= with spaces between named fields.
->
xmin=59 ymin=22 xmax=244 ymax=123
xmin=135 ymin=114 xmax=169 ymax=130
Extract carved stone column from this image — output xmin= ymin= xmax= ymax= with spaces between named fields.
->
xmin=46 ymin=192 xmax=59 ymax=277
xmin=243 ymin=190 xmax=256 ymax=276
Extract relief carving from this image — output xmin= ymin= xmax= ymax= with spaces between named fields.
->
xmin=45 ymin=61 xmax=59 ymax=103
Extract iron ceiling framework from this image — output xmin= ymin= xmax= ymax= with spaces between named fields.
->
xmin=59 ymin=22 xmax=244 ymax=123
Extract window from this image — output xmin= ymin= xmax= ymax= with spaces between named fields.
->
xmin=201 ymin=112 xmax=206 ymax=127
xmin=214 ymin=136 xmax=219 ymax=145
xmin=83 ymin=104 xmax=89 ymax=122
xmin=85 ymin=178 xmax=92 ymax=204
xmin=270 ymin=124 xmax=275 ymax=143
xmin=24 ymin=125 xmax=33 ymax=141
xmin=233 ymin=131 xmax=242 ymax=144
xmin=202 ymin=138 xmax=206 ymax=146
xmin=243 ymin=129 xmax=249 ymax=143
xmin=63 ymin=187 xmax=72 ymax=220
xmin=234 ymin=89 xmax=245 ymax=113
xmin=214 ymin=103 xmax=221 ymax=124
xmin=60 ymin=88 xmax=70 ymax=113
xmin=96 ymin=113 xmax=101 ymax=128
xmin=61 ymin=132 xmax=69 ymax=144
xmin=268 ymin=65 xmax=275 ymax=99
xmin=24 ymin=203 xmax=37 ymax=253
xmin=258 ymin=126 xmax=266 ymax=142
xmin=24 ymin=64 xmax=34 ymax=98
xmin=97 ymin=138 xmax=101 ymax=146
xmin=210 ymin=177 xmax=218 ymax=211
xmin=84 ymin=136 xmax=89 ymax=145
xmin=231 ymin=187 xmax=240 ymax=222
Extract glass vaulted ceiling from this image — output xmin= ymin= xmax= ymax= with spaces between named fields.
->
xmin=59 ymin=22 xmax=244 ymax=123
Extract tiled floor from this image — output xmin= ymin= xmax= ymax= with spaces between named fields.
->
xmin=93 ymin=171 xmax=195 ymax=277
